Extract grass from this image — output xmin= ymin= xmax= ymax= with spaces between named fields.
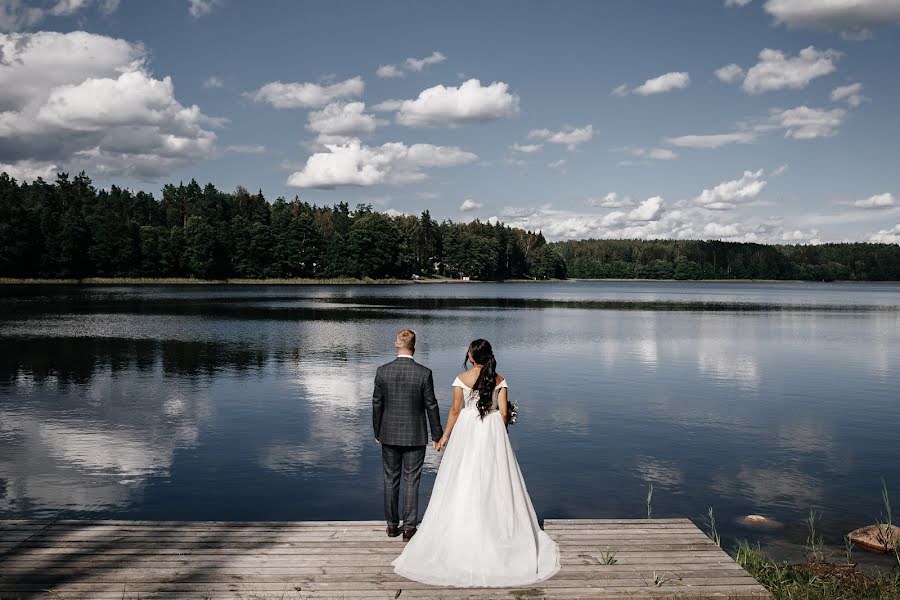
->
xmin=735 ymin=540 xmax=900 ymax=600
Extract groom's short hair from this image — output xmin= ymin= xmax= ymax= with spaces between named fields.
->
xmin=396 ymin=329 xmax=416 ymax=350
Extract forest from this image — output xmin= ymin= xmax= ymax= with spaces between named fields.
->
xmin=0 ymin=172 xmax=898 ymax=282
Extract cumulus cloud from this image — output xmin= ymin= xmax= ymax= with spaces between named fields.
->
xmin=459 ymin=198 xmax=482 ymax=212
xmin=742 ymin=47 xmax=839 ymax=94
xmin=853 ymin=192 xmax=896 ymax=209
xmin=528 ymin=124 xmax=593 ymax=151
xmin=0 ymin=159 xmax=58 ymax=182
xmin=0 ymin=31 xmax=219 ymax=180
xmin=830 ymin=82 xmax=868 ymax=107
xmin=510 ymin=142 xmax=542 ymax=153
xmin=715 ymin=63 xmax=745 ymax=83
xmin=664 ymin=131 xmax=758 ymax=148
xmin=615 ymin=72 xmax=690 ymax=96
xmin=0 ymin=0 xmax=119 ymax=31
xmin=635 ymin=71 xmax=691 ymax=95
xmin=763 ymin=0 xmax=900 ymax=40
xmin=628 ymin=196 xmax=666 ymax=220
xmin=703 ymin=222 xmax=742 ymax=237
xmin=586 ymin=193 xmax=635 ymax=208
xmin=286 ymin=139 xmax=478 ymax=188
xmin=765 ymin=105 xmax=846 ymax=139
xmin=726 ymin=0 xmax=753 ymax=6
xmin=188 ymin=0 xmax=221 ymax=18
xmin=249 ymin=76 xmax=364 ymax=109
xmin=505 ymin=201 xmax=818 ymax=244
xmin=380 ymin=79 xmax=519 ymax=127
xmin=694 ymin=169 xmax=767 ymax=210
xmin=306 ymin=101 xmax=378 ymax=144
xmin=376 ymin=64 xmax=404 ymax=78
xmin=868 ymin=223 xmax=900 ymax=244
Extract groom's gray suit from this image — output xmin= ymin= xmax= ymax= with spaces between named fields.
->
xmin=372 ymin=355 xmax=443 ymax=531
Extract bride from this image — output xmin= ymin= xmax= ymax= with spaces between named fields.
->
xmin=392 ymin=339 xmax=560 ymax=587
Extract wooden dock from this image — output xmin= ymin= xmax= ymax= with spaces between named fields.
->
xmin=0 ymin=519 xmax=771 ymax=599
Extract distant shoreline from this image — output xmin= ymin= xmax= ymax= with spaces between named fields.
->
xmin=2 ymin=277 xmax=897 ymax=286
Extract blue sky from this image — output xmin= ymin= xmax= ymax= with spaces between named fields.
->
xmin=1 ymin=0 xmax=899 ymax=243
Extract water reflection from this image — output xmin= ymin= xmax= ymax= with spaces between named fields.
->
xmin=0 ymin=283 xmax=898 ymax=564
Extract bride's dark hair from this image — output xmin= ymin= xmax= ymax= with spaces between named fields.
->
xmin=463 ymin=339 xmax=498 ymax=420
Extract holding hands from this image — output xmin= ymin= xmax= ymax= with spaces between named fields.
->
xmin=433 ymin=436 xmax=448 ymax=452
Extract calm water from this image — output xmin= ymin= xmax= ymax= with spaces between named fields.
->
xmin=1 ymin=281 xmax=899 ymax=562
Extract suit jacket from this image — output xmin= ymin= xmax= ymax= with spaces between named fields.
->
xmin=372 ymin=357 xmax=443 ymax=446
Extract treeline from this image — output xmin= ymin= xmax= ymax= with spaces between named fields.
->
xmin=2 ymin=172 xmax=898 ymax=282
xmin=552 ymin=238 xmax=900 ymax=281
xmin=0 ymin=172 xmax=562 ymax=280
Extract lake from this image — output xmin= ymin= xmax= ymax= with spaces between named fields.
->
xmin=1 ymin=281 xmax=898 ymax=564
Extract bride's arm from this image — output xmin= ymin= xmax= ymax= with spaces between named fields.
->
xmin=437 ymin=387 xmax=464 ymax=450
xmin=498 ymin=386 xmax=509 ymax=425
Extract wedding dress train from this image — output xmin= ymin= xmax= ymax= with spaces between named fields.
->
xmin=392 ymin=377 xmax=560 ymax=587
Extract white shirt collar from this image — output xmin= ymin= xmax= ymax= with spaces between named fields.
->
xmin=396 ymin=354 xmax=414 ymax=359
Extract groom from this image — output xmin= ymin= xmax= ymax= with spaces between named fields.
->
xmin=372 ymin=329 xmax=443 ymax=541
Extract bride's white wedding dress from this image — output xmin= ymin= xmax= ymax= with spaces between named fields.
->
xmin=392 ymin=377 xmax=560 ymax=587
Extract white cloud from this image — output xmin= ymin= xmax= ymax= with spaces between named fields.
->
xmin=586 ymin=193 xmax=635 ymax=208
xmin=376 ymin=51 xmax=446 ymax=79
xmin=459 ymin=198 xmax=482 ymax=212
xmin=630 ymin=147 xmax=678 ymax=160
xmin=404 ymin=51 xmax=446 ymax=72
xmin=694 ymin=169 xmax=767 ymax=210
xmin=830 ymin=82 xmax=868 ymax=107
xmin=715 ymin=63 xmax=745 ymax=83
xmin=547 ymin=159 xmax=566 ymax=173
xmin=385 ymin=79 xmax=519 ymax=127
xmin=742 ymin=47 xmax=839 ymax=94
xmin=286 ymin=139 xmax=477 ymax=189
xmin=249 ymin=76 xmax=364 ymax=109
xmin=0 ymin=159 xmax=57 ymax=182
xmin=765 ymin=105 xmax=846 ymax=139
xmin=853 ymin=192 xmax=896 ymax=209
xmin=528 ymin=124 xmax=593 ymax=151
xmin=726 ymin=0 xmax=753 ymax=6
xmin=764 ymin=0 xmax=900 ymax=39
xmin=615 ymin=73 xmax=690 ymax=96
xmin=202 ymin=75 xmax=223 ymax=88
xmin=771 ymin=163 xmax=789 ymax=176
xmin=188 ymin=0 xmax=221 ymax=18
xmin=0 ymin=31 xmax=218 ymax=180
xmin=376 ymin=64 xmax=404 ymax=78
xmin=664 ymin=131 xmax=758 ymax=148
xmin=703 ymin=222 xmax=742 ymax=237
xmin=371 ymin=99 xmax=403 ymax=112
xmin=0 ymin=0 xmax=119 ymax=31
xmin=628 ymin=196 xmax=666 ymax=221
xmin=510 ymin=142 xmax=542 ymax=153
xmin=634 ymin=71 xmax=690 ymax=95
xmin=306 ymin=102 xmax=378 ymax=143
xmin=868 ymin=223 xmax=900 ymax=244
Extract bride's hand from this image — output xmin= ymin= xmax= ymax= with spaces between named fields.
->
xmin=436 ymin=436 xmax=448 ymax=452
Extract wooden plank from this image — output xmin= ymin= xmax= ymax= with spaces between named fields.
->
xmin=0 ymin=519 xmax=771 ymax=600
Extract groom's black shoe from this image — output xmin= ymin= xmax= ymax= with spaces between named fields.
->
xmin=402 ymin=528 xmax=417 ymax=542
xmin=386 ymin=525 xmax=401 ymax=538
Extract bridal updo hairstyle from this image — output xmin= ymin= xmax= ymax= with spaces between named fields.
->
xmin=464 ymin=339 xmax=498 ymax=420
